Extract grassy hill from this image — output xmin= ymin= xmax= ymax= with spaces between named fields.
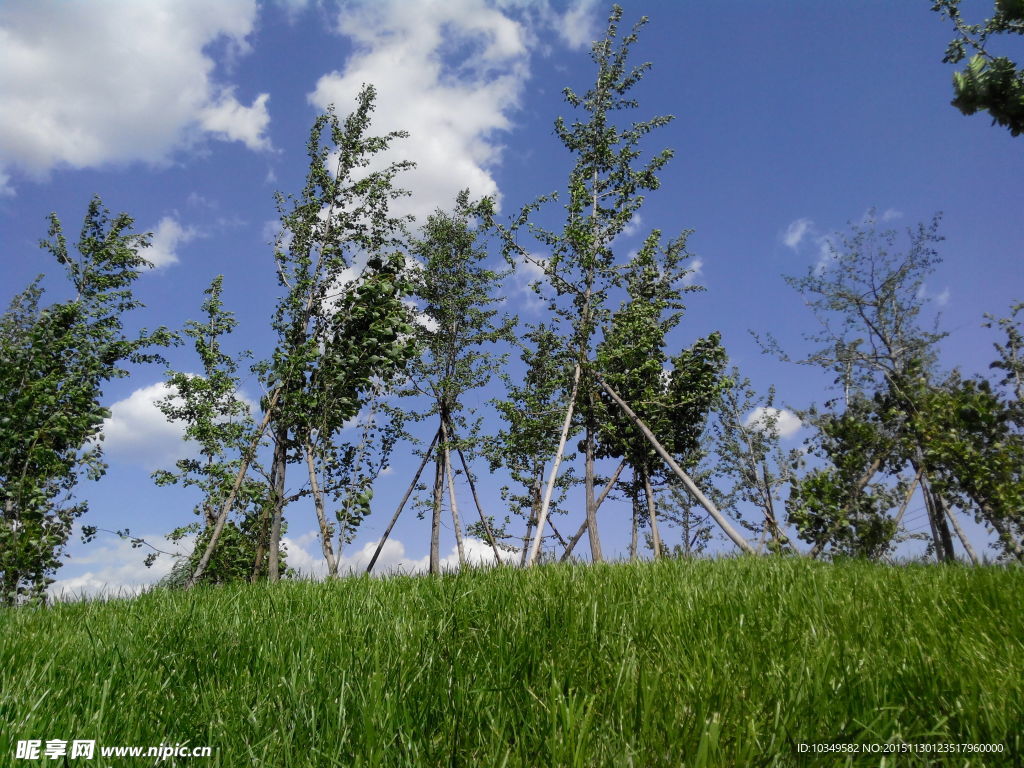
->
xmin=2 ymin=558 xmax=1021 ymax=766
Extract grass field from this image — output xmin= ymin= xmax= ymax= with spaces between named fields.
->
xmin=1 ymin=558 xmax=1022 ymax=766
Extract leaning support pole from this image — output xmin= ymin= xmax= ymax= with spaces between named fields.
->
xmin=188 ymin=389 xmax=279 ymax=589
xmin=366 ymin=428 xmax=441 ymax=574
xmin=596 ymin=374 xmax=756 ymax=555
xmin=893 ymin=469 xmax=922 ymax=528
xmin=442 ymin=422 xmax=467 ymax=567
xmin=561 ymin=459 xmax=625 ymax=562
xmin=528 ymin=363 xmax=581 ymax=566
xmin=939 ymin=494 xmax=980 ymax=565
xmin=447 ymin=418 xmax=504 ymax=565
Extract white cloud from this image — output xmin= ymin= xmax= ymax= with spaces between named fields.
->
xmin=142 ymin=216 xmax=199 ymax=268
xmin=308 ymin=0 xmax=530 ymax=222
xmin=813 ymin=234 xmax=838 ymax=275
xmin=555 ymin=0 xmax=602 ymax=50
xmin=285 ymin=532 xmax=502 ymax=577
xmin=917 ymin=283 xmax=951 ymax=308
xmin=681 ymin=257 xmax=704 ymax=287
xmin=198 ymin=90 xmax=271 ymax=151
xmin=508 ymin=251 xmax=550 ymax=312
xmin=0 ymin=0 xmax=270 ymax=190
xmin=101 ymin=382 xmax=196 ymax=470
xmin=50 ymin=531 xmax=186 ymax=600
xmin=743 ymin=406 xmax=802 ymax=439
xmin=782 ymin=217 xmax=812 ymax=249
xmin=51 ymin=529 xmax=503 ymax=600
xmin=881 ymin=208 xmax=903 ymax=222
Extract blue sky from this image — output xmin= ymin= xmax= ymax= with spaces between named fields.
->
xmin=1 ymin=1 xmax=1020 ymax=594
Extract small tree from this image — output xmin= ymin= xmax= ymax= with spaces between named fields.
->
xmin=775 ymin=211 xmax=968 ymax=561
xmin=915 ymin=371 xmax=1023 ymax=561
xmin=151 ymin=276 xmax=268 ymax=584
xmin=711 ymin=374 xmax=799 ymax=553
xmin=786 ymin=395 xmax=905 ymax=559
xmin=596 ymin=238 xmax=725 ymax=559
xmin=0 ymin=198 xmax=172 ymax=604
xmin=488 ymin=324 xmax=579 ymax=563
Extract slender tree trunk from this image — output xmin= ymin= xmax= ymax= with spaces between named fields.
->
xmin=936 ymin=493 xmax=979 ymax=565
xmin=759 ymin=460 xmax=789 ymax=551
xmin=521 ymin=518 xmax=535 ymax=567
xmin=547 ymin=515 xmax=569 ymax=549
xmin=920 ymin=471 xmax=956 ymax=563
xmin=267 ymin=426 xmax=288 ymax=582
xmin=529 ymin=363 xmax=581 ymax=565
xmin=250 ymin=503 xmax=270 ymax=581
xmin=304 ymin=442 xmax=338 ymax=577
xmin=584 ymin=394 xmax=603 ymax=562
xmin=922 ymin=485 xmax=944 ymax=562
xmin=642 ymin=468 xmax=662 ymax=560
xmin=450 ymin=424 xmax=503 ymax=564
xmin=630 ymin=497 xmax=639 ymax=561
xmin=596 ymin=374 xmax=755 ymax=555
xmin=443 ymin=437 xmax=466 ymax=567
xmin=366 ymin=429 xmax=440 ymax=574
xmin=561 ymin=459 xmax=624 ymax=562
xmin=429 ymin=449 xmax=444 ymax=575
xmin=187 ymin=389 xmax=279 ymax=589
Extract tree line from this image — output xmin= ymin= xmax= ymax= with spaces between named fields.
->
xmin=2 ymin=5 xmax=1022 ymax=605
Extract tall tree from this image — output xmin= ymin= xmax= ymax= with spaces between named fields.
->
xmin=0 ymin=198 xmax=172 ymax=604
xmin=504 ymin=5 xmax=676 ymax=563
xmin=188 ymin=86 xmax=416 ymax=586
xmin=400 ymin=191 xmax=513 ymax=574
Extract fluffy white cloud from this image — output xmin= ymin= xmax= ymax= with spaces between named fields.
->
xmin=49 ymin=531 xmax=187 ymax=600
xmin=199 ymin=90 xmax=271 ymax=151
xmin=50 ymin=529 xmax=504 ymax=600
xmin=141 ymin=216 xmax=199 ymax=268
xmin=881 ymin=207 xmax=903 ymax=222
xmin=309 ymin=0 xmax=530 ymax=221
xmin=743 ymin=406 xmax=802 ymax=439
xmin=284 ymin=531 xmax=503 ymax=577
xmin=554 ymin=0 xmax=602 ymax=50
xmin=100 ymin=382 xmax=195 ymax=470
xmin=682 ymin=257 xmax=704 ymax=287
xmin=0 ymin=0 xmax=270 ymax=189
xmin=782 ymin=217 xmax=812 ymax=249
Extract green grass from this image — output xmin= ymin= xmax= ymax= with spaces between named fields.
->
xmin=1 ymin=558 xmax=1022 ymax=766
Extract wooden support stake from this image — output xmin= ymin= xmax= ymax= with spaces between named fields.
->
xmin=596 ymin=373 xmax=755 ymax=555
xmin=365 ymin=429 xmax=441 ymax=574
xmin=528 ymin=363 xmax=581 ymax=565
